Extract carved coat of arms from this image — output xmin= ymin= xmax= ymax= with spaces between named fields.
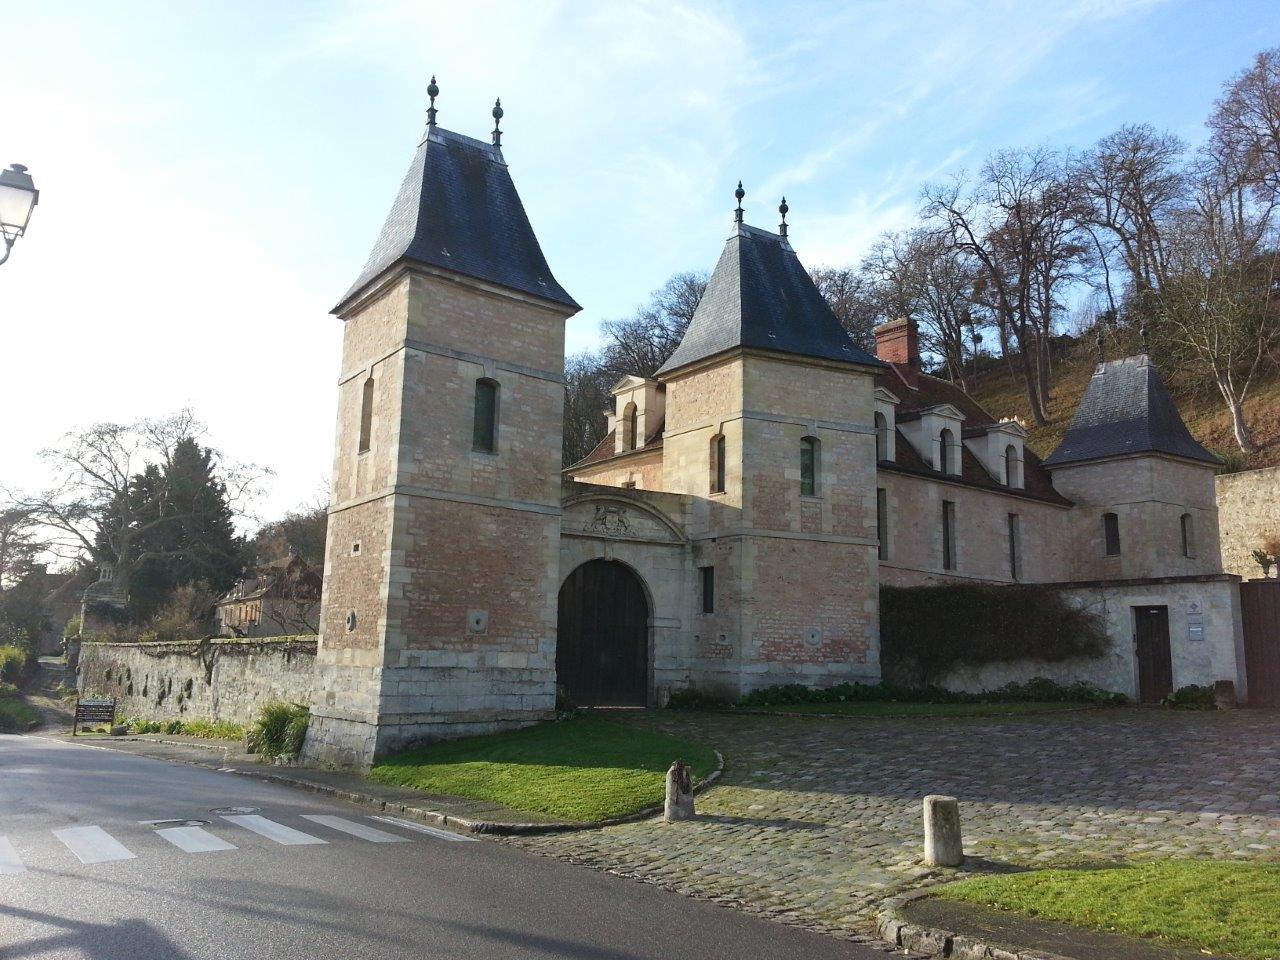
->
xmin=588 ymin=504 xmax=631 ymax=536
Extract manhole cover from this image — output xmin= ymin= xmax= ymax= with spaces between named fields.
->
xmin=140 ymin=818 xmax=211 ymax=828
xmin=209 ymin=806 xmax=259 ymax=815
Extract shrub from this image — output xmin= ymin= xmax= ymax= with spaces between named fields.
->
xmin=1163 ymin=684 xmax=1217 ymax=710
xmin=880 ymin=584 xmax=1109 ymax=687
xmin=248 ymin=701 xmax=309 ymax=758
xmin=0 ymin=645 xmax=27 ymax=684
xmin=146 ymin=584 xmax=217 ymax=642
xmin=62 ymin=617 xmax=81 ymax=640
xmin=738 ymin=677 xmax=1126 ymax=709
xmin=1213 ymin=447 xmax=1249 ymax=474
xmin=0 ymin=696 xmax=39 ymax=733
xmin=665 ymin=688 xmax=734 ymax=710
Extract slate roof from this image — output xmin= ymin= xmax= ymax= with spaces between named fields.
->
xmin=334 ymin=125 xmax=578 ymax=314
xmin=656 ymin=223 xmax=883 ymax=376
xmin=570 ymin=420 xmax=666 ymax=470
xmin=1043 ymin=355 xmax=1218 ymax=468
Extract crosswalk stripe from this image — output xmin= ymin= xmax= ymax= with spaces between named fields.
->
xmin=219 ymin=814 xmax=327 ymax=845
xmin=0 ymin=836 xmax=25 ymax=874
xmin=300 ymin=815 xmax=408 ymax=843
xmin=53 ymin=826 xmax=137 ymax=864
xmin=369 ymin=815 xmax=478 ymax=842
xmin=155 ymin=826 xmax=237 ymax=853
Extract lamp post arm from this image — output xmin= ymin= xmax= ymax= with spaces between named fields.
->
xmin=0 ymin=236 xmax=12 ymax=267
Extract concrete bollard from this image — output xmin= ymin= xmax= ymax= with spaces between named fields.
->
xmin=664 ymin=759 xmax=696 ymax=822
xmin=922 ymin=794 xmax=964 ymax=866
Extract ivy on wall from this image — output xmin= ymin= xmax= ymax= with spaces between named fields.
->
xmin=881 ymin=584 xmax=1109 ymax=687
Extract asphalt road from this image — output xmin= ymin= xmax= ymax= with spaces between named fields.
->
xmin=0 ymin=734 xmax=886 ymax=960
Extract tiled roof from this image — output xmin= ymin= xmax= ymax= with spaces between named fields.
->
xmin=1043 ymin=355 xmax=1218 ymax=468
xmin=656 ymin=223 xmax=883 ymax=375
xmin=570 ymin=420 xmax=666 ymax=470
xmin=334 ymin=126 xmax=578 ymax=313
xmin=877 ymin=367 xmax=997 ymax=425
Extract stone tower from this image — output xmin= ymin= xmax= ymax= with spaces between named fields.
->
xmin=303 ymin=89 xmax=579 ymax=768
xmin=653 ymin=194 xmax=886 ymax=697
xmin=1043 ymin=351 xmax=1223 ymax=580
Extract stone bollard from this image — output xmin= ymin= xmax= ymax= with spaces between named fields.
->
xmin=922 ymin=794 xmax=964 ymax=867
xmin=664 ymin=759 xmax=695 ymax=822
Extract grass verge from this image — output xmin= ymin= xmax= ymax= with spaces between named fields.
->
xmin=747 ymin=700 xmax=1084 ymax=717
xmin=0 ymin=692 xmax=41 ymax=732
xmin=937 ymin=860 xmax=1280 ymax=960
xmin=368 ymin=716 xmax=717 ymax=822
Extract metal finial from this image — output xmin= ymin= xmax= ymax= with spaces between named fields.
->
xmin=778 ymin=196 xmax=789 ymax=237
xmin=491 ymin=97 xmax=503 ymax=147
xmin=734 ymin=180 xmax=745 ymax=224
xmin=427 ymin=75 xmax=439 ymax=128
xmin=1140 ymin=321 xmax=1151 ymax=355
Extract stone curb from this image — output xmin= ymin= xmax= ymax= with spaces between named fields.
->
xmin=733 ymin=704 xmax=1105 ymax=721
xmin=44 ymin=734 xmax=726 ymax=837
xmin=875 ymin=889 xmax=1075 ymax=960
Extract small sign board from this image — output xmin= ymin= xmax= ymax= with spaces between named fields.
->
xmin=72 ymin=697 xmax=117 ymax=735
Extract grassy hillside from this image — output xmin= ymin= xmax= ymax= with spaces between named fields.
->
xmin=964 ymin=338 xmax=1280 ymax=472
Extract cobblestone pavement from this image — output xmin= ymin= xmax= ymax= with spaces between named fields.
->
xmin=506 ymin=709 xmax=1280 ymax=942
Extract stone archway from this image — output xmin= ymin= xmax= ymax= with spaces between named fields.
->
xmin=556 ymin=559 xmax=650 ymax=707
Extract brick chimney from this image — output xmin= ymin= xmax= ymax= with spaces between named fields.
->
xmin=874 ymin=317 xmax=920 ymax=386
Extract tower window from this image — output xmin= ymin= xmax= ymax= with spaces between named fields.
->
xmin=938 ymin=428 xmax=954 ymax=474
xmin=473 ymin=378 xmax=499 ymax=452
xmin=700 ymin=566 xmax=715 ymax=614
xmin=1181 ymin=513 xmax=1195 ymax=558
xmin=876 ymin=487 xmax=889 ymax=561
xmin=358 ymin=377 xmax=374 ymax=454
xmin=1008 ymin=513 xmax=1021 ymax=580
xmin=942 ymin=500 xmax=957 ymax=571
xmin=710 ymin=434 xmax=726 ymax=494
xmin=1103 ymin=512 xmax=1121 ymax=556
xmin=800 ymin=436 xmax=819 ymax=496
xmin=874 ymin=412 xmax=889 ymax=461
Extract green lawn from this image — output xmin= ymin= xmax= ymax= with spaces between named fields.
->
xmin=368 ymin=716 xmax=718 ymax=822
xmin=937 ymin=861 xmax=1280 ymax=960
xmin=748 ymin=700 xmax=1083 ymax=717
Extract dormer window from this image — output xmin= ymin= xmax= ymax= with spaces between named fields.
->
xmin=622 ymin=401 xmax=638 ymax=451
xmin=938 ymin=428 xmax=955 ymax=474
xmin=1004 ymin=443 xmax=1023 ymax=488
xmin=874 ymin=412 xmax=889 ymax=461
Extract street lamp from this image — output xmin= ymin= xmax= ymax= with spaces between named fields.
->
xmin=0 ymin=163 xmax=39 ymax=266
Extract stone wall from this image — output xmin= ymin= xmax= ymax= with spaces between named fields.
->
xmin=78 ymin=637 xmax=316 ymax=725
xmin=1216 ymin=465 xmax=1280 ymax=580
xmin=935 ymin=576 xmax=1246 ymax=700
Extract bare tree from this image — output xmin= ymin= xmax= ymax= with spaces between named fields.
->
xmin=596 ymin=272 xmax=707 ymax=380
xmin=0 ymin=506 xmax=45 ymax=591
xmin=807 ymin=265 xmax=880 ymax=350
xmin=1210 ymin=47 xmax=1280 ymax=202
xmin=562 ymin=352 xmax=613 ymax=467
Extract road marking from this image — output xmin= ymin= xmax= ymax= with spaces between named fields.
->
xmin=0 ymin=837 xmax=25 ymax=874
xmin=369 ymin=815 xmax=479 ymax=842
xmin=300 ymin=815 xmax=408 ymax=843
xmin=219 ymin=815 xmax=327 ymax=845
xmin=53 ymin=826 xmax=137 ymax=864
xmin=155 ymin=826 xmax=237 ymax=853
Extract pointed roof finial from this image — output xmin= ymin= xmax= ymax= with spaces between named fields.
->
xmin=734 ymin=181 xmax=745 ymax=224
xmin=491 ymin=97 xmax=504 ymax=147
xmin=427 ymin=75 xmax=439 ymax=128
xmin=778 ymin=196 xmax=789 ymax=238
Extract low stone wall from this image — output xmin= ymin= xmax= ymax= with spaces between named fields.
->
xmin=935 ymin=576 xmax=1246 ymax=700
xmin=1216 ymin=465 xmax=1280 ymax=580
xmin=78 ymin=637 xmax=316 ymax=726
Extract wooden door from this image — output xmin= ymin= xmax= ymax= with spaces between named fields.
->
xmin=556 ymin=560 xmax=649 ymax=707
xmin=1134 ymin=605 xmax=1173 ymax=704
xmin=1240 ymin=580 xmax=1280 ymax=707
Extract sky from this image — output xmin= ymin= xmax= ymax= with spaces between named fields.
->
xmin=2 ymin=0 xmax=1276 ymax=531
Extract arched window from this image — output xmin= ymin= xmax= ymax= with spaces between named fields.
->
xmin=800 ymin=436 xmax=819 ymax=496
xmin=358 ymin=377 xmax=374 ymax=454
xmin=621 ymin=401 xmax=638 ymax=451
xmin=1181 ymin=513 xmax=1195 ymax=558
xmin=874 ymin=412 xmax=889 ymax=461
xmin=473 ymin=377 xmax=499 ymax=452
xmin=938 ymin=428 xmax=954 ymax=474
xmin=1004 ymin=443 xmax=1020 ymax=487
xmin=1103 ymin=512 xmax=1121 ymax=556
xmin=710 ymin=433 xmax=726 ymax=494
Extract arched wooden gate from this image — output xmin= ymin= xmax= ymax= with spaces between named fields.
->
xmin=556 ymin=559 xmax=650 ymax=707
